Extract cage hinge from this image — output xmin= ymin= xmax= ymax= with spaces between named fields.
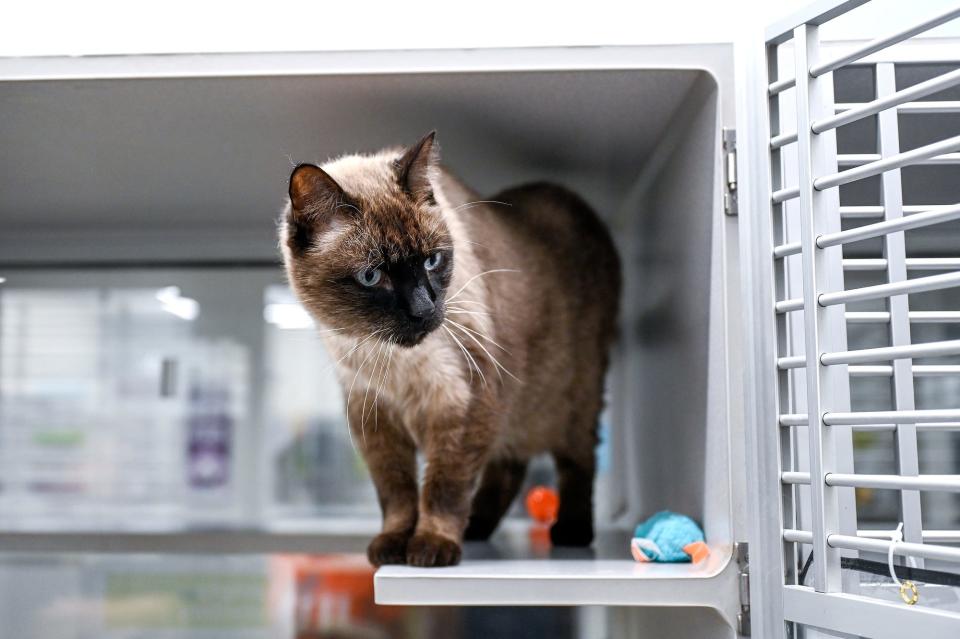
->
xmin=723 ymin=128 xmax=738 ymax=216
xmin=735 ymin=541 xmax=751 ymax=636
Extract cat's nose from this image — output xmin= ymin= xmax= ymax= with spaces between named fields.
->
xmin=407 ymin=284 xmax=435 ymax=320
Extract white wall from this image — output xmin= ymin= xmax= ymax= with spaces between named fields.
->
xmin=2 ymin=0 xmax=958 ymax=57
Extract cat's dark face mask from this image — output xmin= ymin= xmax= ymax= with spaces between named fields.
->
xmin=351 ymin=249 xmax=453 ymax=346
xmin=288 ymin=234 xmax=453 ymax=347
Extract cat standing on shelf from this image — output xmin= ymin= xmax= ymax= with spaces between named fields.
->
xmin=280 ymin=132 xmax=620 ymax=567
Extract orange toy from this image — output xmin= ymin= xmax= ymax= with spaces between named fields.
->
xmin=525 ymin=486 xmax=559 ymax=525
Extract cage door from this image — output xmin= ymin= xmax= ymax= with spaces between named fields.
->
xmin=739 ymin=1 xmax=960 ymax=637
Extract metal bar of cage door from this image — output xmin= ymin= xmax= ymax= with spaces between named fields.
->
xmin=818 ymin=271 xmax=960 ymax=306
xmin=737 ymin=35 xmax=792 ymax=638
xmin=808 ymin=5 xmax=960 ymax=76
xmin=839 ymin=203 xmax=952 ymax=218
xmin=843 ymin=257 xmax=960 ymax=271
xmin=818 ymin=203 xmax=960 ymax=247
xmin=814 ymin=135 xmax=960 ymax=190
xmin=774 ymin=42 xmax=805 ymax=593
xmin=773 ymin=204 xmax=960 ymax=258
xmin=778 ymin=340 xmax=960 ymax=367
xmin=846 ymin=311 xmax=960 ymax=323
xmin=792 ymin=23 xmax=848 ymax=593
xmin=837 ymin=101 xmax=960 ymax=114
xmin=876 ymin=61 xmax=924 ymax=561
xmin=813 ymin=68 xmax=960 ymax=133
xmin=765 ymin=0 xmax=871 ymax=45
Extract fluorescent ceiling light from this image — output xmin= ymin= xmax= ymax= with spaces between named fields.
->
xmin=156 ymin=286 xmax=200 ymax=321
xmin=264 ymin=302 xmax=314 ymax=330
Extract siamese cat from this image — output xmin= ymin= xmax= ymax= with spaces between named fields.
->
xmin=281 ymin=132 xmax=620 ymax=566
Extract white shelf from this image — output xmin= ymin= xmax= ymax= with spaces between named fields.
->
xmin=376 ymin=554 xmax=735 ymax=604
xmin=375 ymin=526 xmax=738 ymax=622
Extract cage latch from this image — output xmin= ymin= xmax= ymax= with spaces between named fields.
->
xmin=735 ymin=541 xmax=750 ymax=636
xmin=723 ymin=128 xmax=738 ymax=216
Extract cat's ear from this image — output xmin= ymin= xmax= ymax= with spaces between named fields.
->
xmin=287 ymin=164 xmax=349 ymax=253
xmin=396 ymin=131 xmax=439 ymax=202
xmin=288 ymin=163 xmax=343 ymax=215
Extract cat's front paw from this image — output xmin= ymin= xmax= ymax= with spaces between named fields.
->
xmin=367 ymin=531 xmax=412 ymax=566
xmin=406 ymin=532 xmax=462 ymax=567
xmin=550 ymin=519 xmax=594 ymax=547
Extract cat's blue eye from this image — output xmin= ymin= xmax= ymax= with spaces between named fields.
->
xmin=424 ymin=252 xmax=442 ymax=271
xmin=355 ymin=267 xmax=383 ymax=287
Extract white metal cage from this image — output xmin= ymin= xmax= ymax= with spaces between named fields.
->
xmin=741 ymin=1 xmax=960 ymax=636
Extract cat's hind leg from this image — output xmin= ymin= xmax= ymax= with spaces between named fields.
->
xmin=550 ymin=432 xmax=597 ymax=547
xmin=463 ymin=457 xmax=528 ymax=541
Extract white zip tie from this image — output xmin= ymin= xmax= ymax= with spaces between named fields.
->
xmin=887 ymin=523 xmax=905 ymax=587
xmin=887 ymin=522 xmax=920 ymax=605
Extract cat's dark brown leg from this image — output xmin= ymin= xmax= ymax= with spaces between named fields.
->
xmin=349 ymin=402 xmax=419 ymax=566
xmin=463 ymin=457 xmax=528 ymax=541
xmin=550 ymin=448 xmax=596 ymax=547
xmin=407 ymin=406 xmax=494 ymax=567
xmin=406 ymin=452 xmax=480 ymax=567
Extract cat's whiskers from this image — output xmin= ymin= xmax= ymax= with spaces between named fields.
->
xmin=449 ymin=320 xmax=503 ymax=383
xmin=434 ymin=235 xmax=488 ymax=251
xmin=452 ymin=200 xmax=513 ymax=212
xmin=446 ymin=298 xmax=489 ymax=311
xmin=446 ymin=269 xmax=520 ymax=303
xmin=334 ymin=202 xmax=363 ymax=216
xmin=312 ymin=326 xmax=346 ymax=335
xmin=445 ymin=319 xmax=520 ymax=383
xmin=445 ymin=309 xmax=489 ymax=318
xmin=360 ymin=340 xmax=388 ymax=431
xmin=269 ymin=330 xmax=338 ymax=346
xmin=373 ymin=344 xmax=394 ymax=432
xmin=327 ymin=328 xmax=388 ymax=374
xmin=442 ymin=324 xmax=485 ymax=387
xmin=440 ymin=324 xmax=471 ymax=381
xmin=444 ymin=318 xmax=511 ymax=354
xmin=346 ymin=336 xmax=386 ymax=446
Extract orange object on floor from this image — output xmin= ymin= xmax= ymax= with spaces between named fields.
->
xmin=525 ymin=486 xmax=559 ymax=524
